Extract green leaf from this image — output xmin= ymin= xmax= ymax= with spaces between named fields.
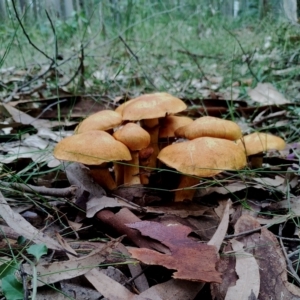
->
xmin=26 ymin=244 xmax=48 ymax=262
xmin=2 ymin=274 xmax=23 ymax=300
xmin=0 ymin=261 xmax=19 ymax=279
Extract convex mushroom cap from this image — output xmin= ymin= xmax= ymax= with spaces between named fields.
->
xmin=54 ymin=130 xmax=131 ymax=164
xmin=120 ymin=92 xmax=187 ymax=122
xmin=175 ymin=116 xmax=242 ymax=140
xmin=117 ymin=92 xmax=187 ymax=184
xmin=113 ymin=123 xmax=150 ymax=151
xmin=237 ymin=132 xmax=286 ymax=156
xmin=158 ymin=137 xmax=246 ymax=178
xmin=75 ymin=110 xmax=122 ymax=134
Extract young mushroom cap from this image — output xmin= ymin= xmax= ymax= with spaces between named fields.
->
xmin=121 ymin=92 xmax=187 ymax=121
xmin=75 ymin=110 xmax=122 ymax=134
xmin=237 ymin=132 xmax=286 ymax=156
xmin=113 ymin=123 xmax=150 ymax=151
xmin=175 ymin=116 xmax=242 ymax=140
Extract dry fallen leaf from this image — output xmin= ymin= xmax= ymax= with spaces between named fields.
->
xmin=208 ymin=200 xmax=231 ymax=250
xmin=2 ymin=103 xmax=52 ymax=129
xmin=24 ymin=238 xmax=121 ymax=287
xmin=213 ymin=215 xmax=300 ymax=299
xmin=224 ymin=239 xmax=260 ymax=299
xmin=196 ymin=181 xmax=249 ymax=198
xmin=86 ymin=196 xmax=139 ymax=218
xmin=235 ymin=215 xmax=300 ymax=299
xmin=56 ymin=234 xmax=145 ymax=300
xmin=269 ymin=197 xmax=300 ymax=216
xmin=248 ymin=83 xmax=290 ymax=105
xmin=0 ymin=191 xmax=64 ymax=251
xmin=145 ymin=202 xmax=209 ymax=218
xmin=137 ymin=199 xmax=232 ymax=300
xmin=252 ymin=175 xmax=285 ymax=187
xmin=128 ymin=221 xmax=222 ymax=283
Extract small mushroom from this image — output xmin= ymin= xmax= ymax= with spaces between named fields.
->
xmin=53 ymin=130 xmax=131 ymax=190
xmin=113 ymin=123 xmax=150 ymax=185
xmin=75 ymin=110 xmax=122 ymax=134
xmin=175 ymin=116 xmax=242 ymax=140
xmin=158 ymin=137 xmax=246 ymax=202
xmin=119 ymin=92 xmax=187 ymax=183
xmin=237 ymin=132 xmax=286 ymax=168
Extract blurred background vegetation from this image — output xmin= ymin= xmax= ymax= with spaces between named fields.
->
xmin=0 ymin=0 xmax=299 ymax=100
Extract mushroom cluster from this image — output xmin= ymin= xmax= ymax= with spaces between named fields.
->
xmin=54 ymin=92 xmax=187 ymax=189
xmin=53 ymin=92 xmax=286 ymax=202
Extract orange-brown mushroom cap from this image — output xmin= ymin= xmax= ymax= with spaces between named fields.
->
xmin=121 ymin=93 xmax=187 ymax=121
xmin=175 ymin=116 xmax=242 ymax=140
xmin=158 ymin=137 xmax=246 ymax=177
xmin=113 ymin=123 xmax=150 ymax=151
xmin=76 ymin=110 xmax=122 ymax=134
xmin=53 ymin=130 xmax=131 ymax=164
xmin=237 ymin=132 xmax=286 ymax=156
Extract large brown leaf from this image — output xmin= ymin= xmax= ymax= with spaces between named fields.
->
xmin=128 ymin=221 xmax=222 ymax=283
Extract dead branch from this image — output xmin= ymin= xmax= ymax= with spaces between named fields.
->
xmin=0 ymin=181 xmax=77 ymax=198
xmin=12 ymin=0 xmax=53 ymax=62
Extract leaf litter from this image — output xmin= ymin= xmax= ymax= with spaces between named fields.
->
xmin=2 ymin=83 xmax=300 ymax=299
xmin=1 ymin=14 xmax=300 ymax=300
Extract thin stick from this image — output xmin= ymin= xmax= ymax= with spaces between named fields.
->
xmin=111 ymin=194 xmax=146 ymax=212
xmin=12 ymin=0 xmax=53 ymax=62
xmin=0 ymin=181 xmax=77 ymax=198
xmin=223 ymin=26 xmax=259 ymax=82
xmin=118 ymin=35 xmax=157 ymax=89
xmin=224 ymin=224 xmax=270 ymax=239
xmin=60 ymin=45 xmax=85 ymax=87
xmin=45 ymin=10 xmax=58 ymax=60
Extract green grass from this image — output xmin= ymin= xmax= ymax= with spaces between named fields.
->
xmin=0 ymin=3 xmax=300 ymax=296
xmin=1 ymin=1 xmax=299 ymax=101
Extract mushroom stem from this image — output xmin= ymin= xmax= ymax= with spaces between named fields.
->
xmin=124 ymin=152 xmax=141 ymax=186
xmin=174 ymin=175 xmax=200 ymax=202
xmin=114 ymin=162 xmax=124 ymax=187
xmin=249 ymin=153 xmax=264 ymax=169
xmin=139 ymin=146 xmax=154 ymax=185
xmin=141 ymin=118 xmax=160 ymax=184
xmin=89 ymin=164 xmax=117 ymax=190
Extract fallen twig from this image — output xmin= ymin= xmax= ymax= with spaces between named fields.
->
xmin=0 ymin=181 xmax=77 ymax=198
xmin=225 ymin=224 xmax=270 ymax=239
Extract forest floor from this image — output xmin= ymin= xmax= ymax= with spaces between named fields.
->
xmin=1 ymin=5 xmax=300 ymax=300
